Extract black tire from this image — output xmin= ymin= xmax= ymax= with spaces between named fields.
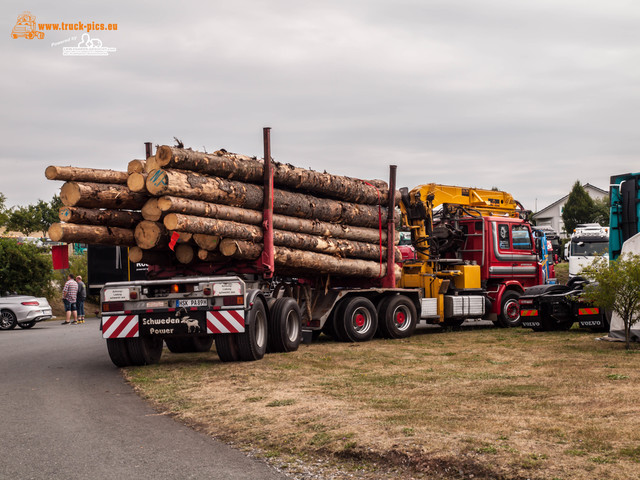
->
xmin=237 ymin=300 xmax=268 ymax=361
xmin=18 ymin=321 xmax=37 ymax=329
xmin=215 ymin=334 xmax=240 ymax=362
xmin=165 ymin=336 xmax=214 ymax=353
xmin=125 ymin=337 xmax=163 ymax=365
xmin=334 ymin=296 xmax=378 ymax=342
xmin=268 ymin=297 xmax=302 ymax=353
xmin=106 ymin=338 xmax=133 ymax=367
xmin=0 ymin=310 xmax=18 ymax=330
xmin=377 ymin=295 xmax=417 ymax=339
xmin=497 ymin=291 xmax=522 ymax=328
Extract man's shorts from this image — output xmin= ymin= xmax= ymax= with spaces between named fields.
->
xmin=63 ymin=299 xmax=77 ymax=312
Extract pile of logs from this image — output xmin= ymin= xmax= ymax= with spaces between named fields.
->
xmin=46 ymin=145 xmax=400 ymax=279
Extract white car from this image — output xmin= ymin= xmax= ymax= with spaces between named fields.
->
xmin=0 ymin=295 xmax=53 ymax=330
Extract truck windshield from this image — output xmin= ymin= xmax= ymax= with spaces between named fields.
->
xmin=572 ymin=241 xmax=609 ymax=256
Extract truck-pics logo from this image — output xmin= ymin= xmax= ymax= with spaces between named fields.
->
xmin=11 ymin=11 xmax=44 ymax=39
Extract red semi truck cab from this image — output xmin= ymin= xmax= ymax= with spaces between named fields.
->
xmin=456 ymin=216 xmax=543 ymax=326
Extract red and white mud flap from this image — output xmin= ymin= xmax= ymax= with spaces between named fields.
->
xmin=206 ymin=310 xmax=245 ymax=334
xmin=102 ymin=315 xmax=139 ymax=339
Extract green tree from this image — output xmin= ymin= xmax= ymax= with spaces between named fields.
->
xmin=0 ymin=193 xmax=9 ymax=227
xmin=0 ymin=238 xmax=54 ymax=297
xmin=581 ymin=254 xmax=640 ymax=350
xmin=562 ymin=181 xmax=595 ymax=234
xmin=5 ymin=194 xmax=62 ymax=237
xmin=592 ymin=196 xmax=610 ymax=226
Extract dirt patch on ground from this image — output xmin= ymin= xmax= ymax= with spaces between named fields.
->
xmin=125 ymin=326 xmax=640 ymax=479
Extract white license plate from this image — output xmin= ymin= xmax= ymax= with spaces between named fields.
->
xmin=176 ymin=299 xmax=208 ymax=307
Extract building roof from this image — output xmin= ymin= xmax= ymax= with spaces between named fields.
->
xmin=532 ymin=183 xmax=607 ymax=219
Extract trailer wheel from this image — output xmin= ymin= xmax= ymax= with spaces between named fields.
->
xmin=106 ymin=338 xmax=133 ymax=367
xmin=497 ymin=291 xmax=522 ymax=328
xmin=215 ymin=334 xmax=240 ymax=362
xmin=268 ymin=297 xmax=302 ymax=353
xmin=237 ymin=300 xmax=268 ymax=361
xmin=125 ymin=337 xmax=163 ymax=365
xmin=335 ymin=296 xmax=378 ymax=342
xmin=377 ymin=295 xmax=417 ymax=339
xmin=165 ymin=336 xmax=214 ymax=353
xmin=321 ymin=309 xmax=338 ymax=339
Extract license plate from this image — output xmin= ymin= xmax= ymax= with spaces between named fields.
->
xmin=176 ymin=299 xmax=208 ymax=307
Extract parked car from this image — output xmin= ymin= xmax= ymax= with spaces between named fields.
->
xmin=0 ymin=294 xmax=53 ymax=330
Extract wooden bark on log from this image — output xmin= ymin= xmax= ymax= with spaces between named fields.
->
xmin=155 ymin=145 xmax=394 ymax=205
xmin=48 ymin=223 xmax=135 ymax=246
xmin=58 ymin=207 xmax=143 ymax=229
xmin=218 ymin=239 xmax=389 ymax=278
xmin=127 ymin=172 xmax=147 ymax=193
xmin=164 ymin=214 xmax=398 ymax=261
xmin=45 ymin=166 xmax=128 ymax=184
xmin=127 ymin=159 xmax=146 ymax=175
xmin=60 ymin=182 xmax=148 ymax=209
xmin=156 ymin=195 xmax=398 ymax=244
xmin=141 ymin=198 xmax=163 ymax=221
xmin=193 ymin=234 xmax=220 ymax=251
xmin=147 ymin=169 xmax=388 ymax=228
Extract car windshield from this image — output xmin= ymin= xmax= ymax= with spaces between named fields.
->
xmin=572 ymin=241 xmax=609 ymax=256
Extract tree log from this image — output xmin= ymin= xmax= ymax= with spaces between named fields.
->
xmin=58 ymin=207 xmax=143 ymax=228
xmin=175 ymin=244 xmax=194 ymax=264
xmin=127 ymin=159 xmax=146 ymax=175
xmin=144 ymin=156 xmax=158 ymax=173
xmin=147 ymin=169 xmax=389 ymax=228
xmin=193 ymin=234 xmax=220 ymax=251
xmin=197 ymin=248 xmax=225 ymax=262
xmin=156 ymin=145 xmax=394 ymax=205
xmin=127 ymin=172 xmax=147 ymax=193
xmin=141 ymin=198 xmax=163 ymax=221
xmin=134 ymin=221 xmax=191 ymax=250
xmin=48 ymin=223 xmax=135 ymax=246
xmin=164 ymin=214 xmax=399 ymax=262
xmin=128 ymin=246 xmax=173 ymax=265
xmin=60 ymin=182 xmax=148 ymax=209
xmin=219 ymin=239 xmax=389 ymax=278
xmin=134 ymin=221 xmax=168 ymax=249
xmin=156 ymin=196 xmax=398 ymax=244
xmin=45 ymin=166 xmax=128 ymax=184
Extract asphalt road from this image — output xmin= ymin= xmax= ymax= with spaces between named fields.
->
xmin=0 ymin=318 xmax=287 ymax=480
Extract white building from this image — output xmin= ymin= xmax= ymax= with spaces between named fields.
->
xmin=532 ymin=183 xmax=608 ymax=237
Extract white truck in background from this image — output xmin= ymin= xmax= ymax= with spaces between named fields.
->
xmin=567 ymin=223 xmax=609 ymax=277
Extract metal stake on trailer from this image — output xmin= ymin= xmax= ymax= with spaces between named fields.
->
xmin=260 ymin=127 xmax=275 ymax=279
xmin=382 ymin=165 xmax=397 ymax=288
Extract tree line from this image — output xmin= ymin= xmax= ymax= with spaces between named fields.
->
xmin=0 ymin=193 xmax=61 ymax=237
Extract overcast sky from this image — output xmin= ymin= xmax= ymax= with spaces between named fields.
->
xmin=3 ymin=0 xmax=640 ymax=214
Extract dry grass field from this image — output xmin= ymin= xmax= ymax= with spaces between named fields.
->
xmin=125 ymin=325 xmax=640 ymax=480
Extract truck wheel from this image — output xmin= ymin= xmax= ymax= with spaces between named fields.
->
xmin=215 ymin=334 xmax=240 ymax=362
xmin=377 ymin=295 xmax=417 ymax=339
xmin=497 ymin=291 xmax=521 ymax=328
xmin=106 ymin=338 xmax=133 ymax=367
xmin=442 ymin=318 xmax=465 ymax=329
xmin=335 ymin=296 xmax=378 ymax=342
xmin=237 ymin=300 xmax=268 ymax=361
xmin=125 ymin=337 xmax=163 ymax=365
xmin=0 ymin=310 xmax=17 ymax=330
xmin=321 ymin=309 xmax=338 ymax=339
xmin=268 ymin=297 xmax=302 ymax=353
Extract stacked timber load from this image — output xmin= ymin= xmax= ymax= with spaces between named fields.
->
xmin=46 ymin=143 xmax=401 ymax=279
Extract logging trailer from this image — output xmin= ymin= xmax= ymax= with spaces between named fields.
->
xmin=100 ymin=130 xmax=549 ymax=367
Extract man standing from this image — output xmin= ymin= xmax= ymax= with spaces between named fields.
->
xmin=75 ymin=276 xmax=86 ymax=324
xmin=61 ymin=273 xmax=78 ymax=325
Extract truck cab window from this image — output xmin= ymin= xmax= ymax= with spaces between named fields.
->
xmin=511 ymin=225 xmax=532 ymax=250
